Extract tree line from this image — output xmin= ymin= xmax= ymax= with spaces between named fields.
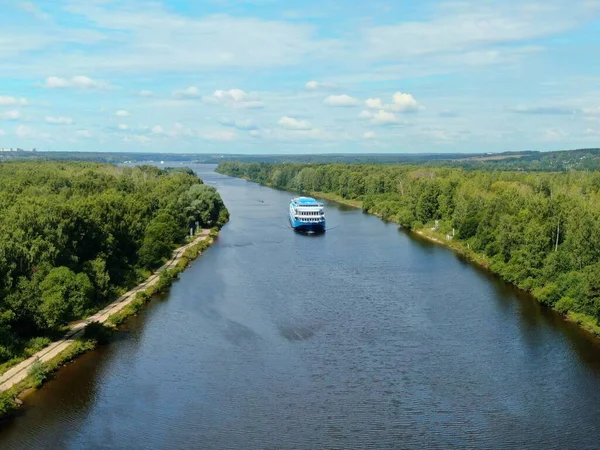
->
xmin=217 ymin=161 xmax=600 ymax=331
xmin=0 ymin=161 xmax=228 ymax=365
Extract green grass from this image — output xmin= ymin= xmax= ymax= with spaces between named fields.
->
xmin=28 ymin=360 xmax=48 ymax=389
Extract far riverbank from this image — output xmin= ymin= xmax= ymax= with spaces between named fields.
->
xmin=310 ymin=190 xmax=600 ymax=338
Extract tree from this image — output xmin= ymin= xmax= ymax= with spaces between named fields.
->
xmin=416 ymin=183 xmax=440 ymax=223
xmin=39 ymin=267 xmax=93 ymax=329
xmin=138 ymin=213 xmax=180 ymax=268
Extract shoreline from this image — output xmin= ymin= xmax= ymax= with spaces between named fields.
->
xmin=0 ymin=228 xmax=219 ymax=418
xmin=252 ymin=184 xmax=600 ymax=340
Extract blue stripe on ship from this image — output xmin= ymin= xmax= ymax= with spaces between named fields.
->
xmin=289 ymin=197 xmax=326 ymax=233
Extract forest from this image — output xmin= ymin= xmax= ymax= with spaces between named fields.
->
xmin=217 ymin=161 xmax=600 ymax=333
xmin=3 ymin=148 xmax=600 ymax=171
xmin=0 ymin=161 xmax=228 ymax=366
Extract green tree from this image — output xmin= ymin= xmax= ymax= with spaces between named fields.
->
xmin=39 ymin=267 xmax=93 ymax=328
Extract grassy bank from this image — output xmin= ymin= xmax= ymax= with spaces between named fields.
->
xmin=108 ymin=228 xmax=218 ymax=326
xmin=0 ymin=228 xmax=220 ymax=421
xmin=0 ymin=335 xmax=97 ymax=419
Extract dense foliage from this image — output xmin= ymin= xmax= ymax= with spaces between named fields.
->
xmin=0 ymin=161 xmax=228 ymax=364
xmin=217 ymin=161 xmax=600 ymax=329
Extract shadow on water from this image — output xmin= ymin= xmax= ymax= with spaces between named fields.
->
xmin=293 ymin=230 xmax=327 ymax=237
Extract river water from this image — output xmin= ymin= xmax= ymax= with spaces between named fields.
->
xmin=1 ymin=164 xmax=600 ymax=449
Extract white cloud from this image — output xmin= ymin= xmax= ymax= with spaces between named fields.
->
xmin=583 ymin=107 xmax=600 ymax=116
xmin=365 ymin=98 xmax=384 ymax=109
xmin=0 ymin=96 xmax=28 ymax=106
xmin=305 ymin=80 xmax=337 ymax=90
xmin=168 ymin=122 xmax=196 ymax=138
xmin=16 ymin=125 xmax=32 ymax=137
xmin=540 ymin=128 xmax=568 ymax=142
xmin=151 ymin=125 xmax=164 ymax=134
xmin=363 ymin=131 xmax=375 ymax=139
xmin=173 ymin=86 xmax=201 ymax=99
xmin=138 ymin=90 xmax=154 ymax=97
xmin=359 ymin=108 xmax=399 ymax=124
xmin=115 ymin=110 xmax=130 ymax=117
xmin=43 ymin=76 xmax=109 ymax=90
xmin=278 ymin=116 xmax=312 ymax=130
xmin=118 ymin=123 xmax=129 ymax=130
xmin=46 ymin=116 xmax=73 ymax=125
xmin=31 ymin=4 xmax=334 ymax=74
xmin=323 ymin=94 xmax=360 ymax=107
xmin=204 ymin=89 xmax=263 ymax=109
xmin=372 ymin=110 xmax=398 ymax=125
xmin=76 ymin=129 xmax=92 ymax=138
xmin=2 ymin=1 xmax=597 ymax=84
xmin=0 ymin=129 xmax=4 ymax=137
xmin=361 ymin=2 xmax=597 ymax=60
xmin=585 ymin=128 xmax=600 ymax=136
xmin=365 ymin=92 xmax=421 ymax=112
xmin=0 ymin=110 xmax=21 ymax=120
xmin=389 ymin=92 xmax=420 ymax=112
xmin=202 ymin=130 xmax=236 ymax=141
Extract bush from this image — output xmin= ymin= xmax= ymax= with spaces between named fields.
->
xmin=0 ymin=392 xmax=17 ymax=418
xmin=28 ymin=359 xmax=48 ymax=388
xmin=24 ymin=337 xmax=52 ymax=357
xmin=533 ymin=283 xmax=563 ymax=306
xmin=555 ymin=296 xmax=576 ymax=315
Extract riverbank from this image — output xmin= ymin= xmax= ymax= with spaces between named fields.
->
xmin=302 ymin=189 xmax=600 ymax=339
xmin=0 ymin=228 xmax=219 ymax=419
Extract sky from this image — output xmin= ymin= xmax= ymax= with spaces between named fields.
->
xmin=1 ymin=0 xmax=600 ymax=154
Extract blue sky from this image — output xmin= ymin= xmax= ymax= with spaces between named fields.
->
xmin=1 ymin=0 xmax=600 ymax=154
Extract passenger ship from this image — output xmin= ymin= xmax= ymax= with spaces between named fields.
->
xmin=289 ymin=197 xmax=326 ymax=233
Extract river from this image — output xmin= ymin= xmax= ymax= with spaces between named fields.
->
xmin=1 ymin=164 xmax=600 ymax=449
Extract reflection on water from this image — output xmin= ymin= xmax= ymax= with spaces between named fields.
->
xmin=1 ymin=164 xmax=600 ymax=450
